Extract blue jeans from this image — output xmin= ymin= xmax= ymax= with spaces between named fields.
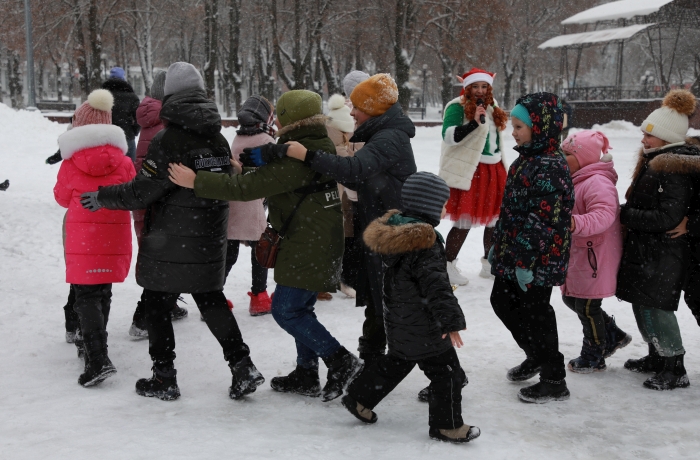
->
xmin=126 ymin=138 xmax=137 ymax=164
xmin=272 ymin=285 xmax=341 ymax=369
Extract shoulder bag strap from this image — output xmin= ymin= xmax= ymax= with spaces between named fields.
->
xmin=278 ymin=172 xmax=323 ymax=238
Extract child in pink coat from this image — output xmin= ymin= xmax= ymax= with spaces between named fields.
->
xmin=54 ymin=89 xmax=136 ymax=387
xmin=561 ymin=130 xmax=631 ymax=373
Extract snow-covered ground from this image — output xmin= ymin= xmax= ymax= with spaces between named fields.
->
xmin=1 ymin=104 xmax=699 ymax=460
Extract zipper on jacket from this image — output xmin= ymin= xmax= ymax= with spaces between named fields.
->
xmin=587 ymin=242 xmax=598 ymax=278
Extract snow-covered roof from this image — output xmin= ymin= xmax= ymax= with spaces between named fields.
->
xmin=562 ymin=0 xmax=674 ymax=25
xmin=539 ymin=24 xmax=655 ymax=49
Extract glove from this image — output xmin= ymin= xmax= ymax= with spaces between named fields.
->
xmin=46 ymin=151 xmax=63 ymax=165
xmin=515 ymin=267 xmax=534 ymax=292
xmin=240 ymin=143 xmax=289 ymax=167
xmin=80 ymin=192 xmax=102 ymax=212
xmin=487 ymin=245 xmax=495 ymax=265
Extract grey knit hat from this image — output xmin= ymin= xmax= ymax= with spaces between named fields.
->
xmin=343 ymin=70 xmax=370 ymax=98
xmin=237 ymin=95 xmax=274 ymax=126
xmin=164 ymin=62 xmax=205 ymax=97
xmin=401 ymin=172 xmax=450 ymax=226
xmin=150 ymin=70 xmax=167 ymax=101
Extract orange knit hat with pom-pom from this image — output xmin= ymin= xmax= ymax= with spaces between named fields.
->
xmin=350 ymin=73 xmax=399 ymax=117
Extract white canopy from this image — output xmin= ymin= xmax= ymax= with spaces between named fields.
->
xmin=539 ymin=23 xmax=655 ymax=49
xmin=562 ymin=0 xmax=674 ymax=25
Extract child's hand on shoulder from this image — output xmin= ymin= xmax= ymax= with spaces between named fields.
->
xmin=443 ymin=330 xmax=466 ymax=348
xmin=168 ymin=163 xmax=196 ymax=189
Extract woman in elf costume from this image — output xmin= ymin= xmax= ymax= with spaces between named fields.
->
xmin=439 ymin=68 xmax=509 ymax=286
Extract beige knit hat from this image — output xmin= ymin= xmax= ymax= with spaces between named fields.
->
xmin=641 ymin=90 xmax=696 ymax=144
xmin=326 ymin=94 xmax=355 ymax=133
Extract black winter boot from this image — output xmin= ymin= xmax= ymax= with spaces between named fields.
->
xmin=136 ymin=365 xmax=180 ymax=401
xmin=270 ymin=365 xmax=321 ymax=397
xmin=229 ymin=356 xmax=265 ymax=400
xmin=507 ymin=356 xmax=541 ymax=382
xmin=624 ymin=342 xmax=663 ymax=374
xmin=78 ymin=331 xmax=116 ymax=387
xmin=643 ymin=354 xmax=690 ymax=390
xmin=322 ymin=347 xmax=364 ymax=402
xmin=568 ymin=338 xmax=606 ymax=374
xmin=129 ymin=301 xmax=149 ymax=339
xmin=603 ymin=316 xmax=632 ymax=358
xmin=518 ymin=378 xmax=570 ymax=403
xmin=171 ymin=296 xmax=188 ymax=321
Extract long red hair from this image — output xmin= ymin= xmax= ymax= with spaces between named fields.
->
xmin=460 ymin=85 xmax=507 ymax=131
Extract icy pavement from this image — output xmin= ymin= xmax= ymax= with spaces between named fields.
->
xmin=1 ymin=103 xmax=700 ymax=459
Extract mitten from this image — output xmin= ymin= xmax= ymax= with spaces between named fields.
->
xmin=240 ymin=143 xmax=289 ymax=167
xmin=487 ymin=245 xmax=495 ymax=265
xmin=515 ymin=267 xmax=534 ymax=292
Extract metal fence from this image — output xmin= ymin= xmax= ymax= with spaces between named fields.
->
xmin=560 ymin=86 xmax=667 ymax=101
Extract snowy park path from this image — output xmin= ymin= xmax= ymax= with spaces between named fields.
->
xmin=1 ymin=104 xmax=699 ymax=459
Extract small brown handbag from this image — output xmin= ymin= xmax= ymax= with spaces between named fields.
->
xmin=255 ymin=173 xmax=323 ymax=269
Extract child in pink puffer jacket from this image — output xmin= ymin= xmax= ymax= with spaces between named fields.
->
xmin=561 ymin=130 xmax=632 ymax=374
xmin=54 ymin=89 xmax=136 ymax=387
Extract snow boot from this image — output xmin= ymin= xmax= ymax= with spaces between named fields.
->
xmin=418 ymin=370 xmax=468 ymax=402
xmin=248 ymin=291 xmax=272 ymax=316
xmin=518 ymin=378 xmax=570 ymax=403
xmin=340 ymin=283 xmax=356 ymax=298
xmin=568 ymin=338 xmax=606 ymax=374
xmin=479 ymin=257 xmax=494 ymax=279
xmin=78 ymin=331 xmax=116 ymax=387
xmin=171 ymin=297 xmax=188 ymax=321
xmin=128 ymin=321 xmax=148 ymax=339
xmin=446 ymin=260 xmax=469 ymax=286
xmin=136 ymin=365 xmax=180 ymax=401
xmin=228 ymin=356 xmax=265 ymax=400
xmin=507 ymin=356 xmax=541 ymax=382
xmin=643 ymin=354 xmax=690 ymax=391
xmin=227 ymin=299 xmax=234 ymax=311
xmin=65 ymin=330 xmax=78 ymax=344
xmin=624 ymin=342 xmax=664 ymax=374
xmin=270 ymin=365 xmax=321 ymax=397
xmin=317 ymin=292 xmax=333 ymax=301
xmin=603 ymin=315 xmax=632 ymax=358
xmin=429 ymin=425 xmax=481 ymax=443
xmin=341 ymin=394 xmax=377 ymax=424
xmin=321 ymin=347 xmax=364 ymax=402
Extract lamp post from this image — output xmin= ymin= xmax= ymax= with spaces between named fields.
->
xmin=24 ymin=0 xmax=37 ymax=110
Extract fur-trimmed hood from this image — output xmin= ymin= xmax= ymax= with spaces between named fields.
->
xmin=363 ymin=210 xmax=436 ymax=255
xmin=275 ymin=114 xmax=328 ymax=139
xmin=631 ymin=142 xmax=700 ymax=178
xmin=58 ymin=124 xmax=128 ymax=159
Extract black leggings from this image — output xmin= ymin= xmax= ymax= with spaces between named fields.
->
xmin=224 ymin=240 xmax=268 ymax=294
xmin=142 ymin=289 xmax=250 ymax=367
xmin=348 ymin=348 xmax=465 ymax=429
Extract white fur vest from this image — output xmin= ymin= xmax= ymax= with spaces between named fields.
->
xmin=439 ymin=97 xmax=507 ymax=191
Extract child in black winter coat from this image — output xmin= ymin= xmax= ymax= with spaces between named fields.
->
xmin=341 ymin=172 xmax=479 ymax=444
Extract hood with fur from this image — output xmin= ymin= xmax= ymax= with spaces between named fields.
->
xmin=363 ymin=210 xmax=436 ymax=255
xmin=275 ymin=114 xmax=328 ymax=139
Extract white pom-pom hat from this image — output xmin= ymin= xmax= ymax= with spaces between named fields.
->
xmin=327 ymin=94 xmax=355 ymax=133
xmin=73 ymin=89 xmax=114 ymax=127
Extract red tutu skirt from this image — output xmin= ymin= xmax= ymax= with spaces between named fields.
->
xmin=445 ymin=162 xmax=507 ymax=229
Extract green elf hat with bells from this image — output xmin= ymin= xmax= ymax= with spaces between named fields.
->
xmin=276 ymin=90 xmax=323 ymax=128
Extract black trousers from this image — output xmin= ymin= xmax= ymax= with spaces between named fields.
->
xmin=348 ymin=348 xmax=465 ymax=429
xmin=562 ymin=295 xmax=609 ymax=347
xmin=63 ymin=284 xmax=80 ymax=332
xmin=72 ymin=284 xmax=112 ymax=335
xmin=490 ymin=276 xmax=565 ymax=381
xmin=341 ymin=236 xmax=361 ymax=288
xmin=685 ymin=256 xmax=700 ymax=326
xmin=224 ymin=240 xmax=268 ymax=295
xmin=358 ymin=294 xmax=387 ymax=355
xmin=142 ymin=289 xmax=250 ymax=367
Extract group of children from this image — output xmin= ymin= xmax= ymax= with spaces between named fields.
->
xmin=52 ymin=60 xmax=700 ymax=445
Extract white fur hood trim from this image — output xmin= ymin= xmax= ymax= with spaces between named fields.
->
xmin=58 ymin=124 xmax=128 ymax=159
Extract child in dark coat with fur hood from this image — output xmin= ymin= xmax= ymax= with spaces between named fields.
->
xmin=340 ymin=172 xmax=480 ymax=444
